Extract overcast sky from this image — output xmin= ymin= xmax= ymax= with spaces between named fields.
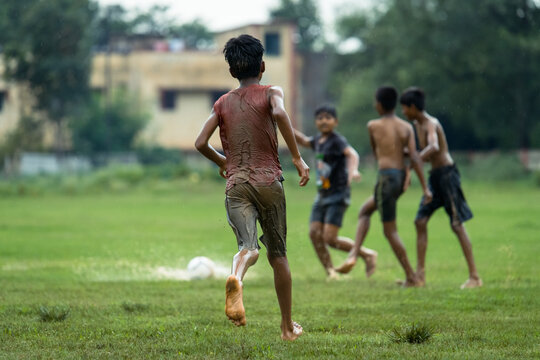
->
xmin=95 ymin=0 xmax=375 ymax=40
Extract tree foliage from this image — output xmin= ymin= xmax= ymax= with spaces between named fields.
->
xmin=92 ymin=5 xmax=214 ymax=51
xmin=0 ymin=0 xmax=94 ymax=152
xmin=270 ymin=0 xmax=324 ymax=51
xmin=69 ymin=92 xmax=148 ymax=158
xmin=332 ymin=0 xmax=540 ymax=151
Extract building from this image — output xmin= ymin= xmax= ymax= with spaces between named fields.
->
xmin=1 ymin=22 xmax=304 ymax=153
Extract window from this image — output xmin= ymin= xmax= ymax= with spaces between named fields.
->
xmin=161 ymin=89 xmax=177 ymax=110
xmin=265 ymin=33 xmax=281 ymax=56
xmin=211 ymin=89 xmax=229 ymax=104
xmin=0 ymin=91 xmax=6 ymax=112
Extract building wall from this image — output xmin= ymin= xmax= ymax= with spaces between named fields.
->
xmin=90 ymin=22 xmax=301 ymax=150
xmin=0 ymin=23 xmax=302 ymax=151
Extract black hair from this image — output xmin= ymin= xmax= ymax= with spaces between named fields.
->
xmin=314 ymin=104 xmax=337 ymax=118
xmin=223 ymin=34 xmax=264 ymax=80
xmin=399 ymin=87 xmax=425 ymax=111
xmin=375 ymin=86 xmax=398 ymax=111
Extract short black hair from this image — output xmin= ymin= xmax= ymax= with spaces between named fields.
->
xmin=223 ymin=34 xmax=264 ymax=80
xmin=400 ymin=87 xmax=425 ymax=111
xmin=314 ymin=104 xmax=337 ymax=118
xmin=375 ymin=86 xmax=398 ymax=111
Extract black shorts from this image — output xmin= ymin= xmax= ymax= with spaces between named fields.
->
xmin=310 ymin=188 xmax=351 ymax=227
xmin=416 ymin=165 xmax=473 ymax=225
xmin=374 ymin=169 xmax=406 ymax=222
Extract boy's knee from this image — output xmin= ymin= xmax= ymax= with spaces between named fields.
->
xmin=322 ymin=233 xmax=337 ymax=246
xmin=450 ymin=222 xmax=463 ymax=233
xmin=309 ymin=228 xmax=322 ymax=241
xmin=415 ymin=217 xmax=428 ymax=229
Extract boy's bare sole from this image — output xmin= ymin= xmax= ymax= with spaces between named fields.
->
xmin=225 ymin=275 xmax=246 ymax=326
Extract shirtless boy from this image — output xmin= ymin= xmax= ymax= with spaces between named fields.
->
xmin=400 ymin=87 xmax=482 ymax=289
xmin=337 ymin=86 xmax=432 ymax=287
xmin=294 ymin=104 xmax=378 ymax=280
xmin=195 ymin=34 xmax=310 ymax=340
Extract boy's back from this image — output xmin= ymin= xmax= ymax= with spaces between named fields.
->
xmin=368 ymin=115 xmax=412 ymax=170
xmin=215 ymin=84 xmax=282 ymax=189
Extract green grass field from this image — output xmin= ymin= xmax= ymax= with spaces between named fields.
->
xmin=1 ymin=175 xmax=539 ymax=359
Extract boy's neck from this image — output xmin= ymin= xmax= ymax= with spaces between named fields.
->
xmin=416 ymin=111 xmax=430 ymax=123
xmin=238 ymin=77 xmax=260 ymax=88
xmin=380 ymin=110 xmax=394 ymax=118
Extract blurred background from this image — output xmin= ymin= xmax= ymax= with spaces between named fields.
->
xmin=0 ymin=0 xmax=539 ymax=190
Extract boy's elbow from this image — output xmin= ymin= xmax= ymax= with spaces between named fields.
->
xmin=194 ymin=138 xmax=206 ymax=152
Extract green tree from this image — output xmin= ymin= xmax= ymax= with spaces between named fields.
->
xmin=332 ymin=0 xmax=540 ymax=151
xmin=270 ymin=0 xmax=324 ymax=51
xmin=69 ymin=92 xmax=148 ymax=158
xmin=1 ymin=0 xmax=94 ymax=153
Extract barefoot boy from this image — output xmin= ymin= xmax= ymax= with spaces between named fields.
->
xmin=400 ymin=87 xmax=482 ymax=289
xmin=195 ymin=34 xmax=310 ymax=340
xmin=293 ymin=104 xmax=378 ymax=279
xmin=337 ymin=86 xmax=432 ymax=287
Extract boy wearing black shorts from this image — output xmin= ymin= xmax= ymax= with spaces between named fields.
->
xmin=337 ymin=87 xmax=432 ymax=287
xmin=400 ymin=87 xmax=482 ymax=289
xmin=294 ymin=104 xmax=378 ymax=280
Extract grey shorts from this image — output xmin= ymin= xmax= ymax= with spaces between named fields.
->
xmin=225 ymin=181 xmax=287 ymax=257
xmin=374 ymin=168 xmax=406 ymax=222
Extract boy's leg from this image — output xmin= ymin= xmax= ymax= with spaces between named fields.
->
xmin=335 ymin=196 xmax=377 ymax=274
xmin=451 ymin=223 xmax=482 ymax=289
xmin=309 ymin=221 xmax=337 ymax=279
xmin=414 ymin=216 xmax=430 ymax=285
xmin=268 ymin=254 xmax=303 ymax=341
xmin=382 ymin=221 xmax=419 ymax=287
xmin=225 ymin=248 xmax=260 ymax=326
xmin=224 ymin=184 xmax=261 ymax=326
xmin=324 ymin=226 xmax=378 ymax=277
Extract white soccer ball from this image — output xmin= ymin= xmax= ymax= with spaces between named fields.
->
xmin=187 ymin=256 xmax=216 ymax=280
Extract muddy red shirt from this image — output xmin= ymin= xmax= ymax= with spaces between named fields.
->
xmin=214 ymin=84 xmax=283 ymax=190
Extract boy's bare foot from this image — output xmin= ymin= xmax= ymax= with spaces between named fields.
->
xmin=281 ymin=321 xmax=303 ymax=341
xmin=396 ymin=278 xmax=423 ymax=287
xmin=415 ymin=271 xmax=426 ymax=287
xmin=326 ymin=268 xmax=341 ymax=281
xmin=364 ymin=251 xmax=378 ymax=278
xmin=225 ymin=275 xmax=246 ymax=326
xmin=460 ymin=277 xmax=483 ymax=289
xmin=335 ymin=257 xmax=357 ymax=274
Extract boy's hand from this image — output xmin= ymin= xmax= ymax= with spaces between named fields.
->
xmin=422 ymin=188 xmax=433 ymax=205
xmin=219 ymin=165 xmax=227 ymax=179
xmin=292 ymin=157 xmax=310 ymax=186
xmin=348 ymin=170 xmax=361 ymax=186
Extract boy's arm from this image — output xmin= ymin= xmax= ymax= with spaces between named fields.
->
xmin=419 ymin=120 xmax=439 ymax=161
xmin=269 ymin=86 xmax=310 ymax=186
xmin=293 ymin=128 xmax=312 ymax=148
xmin=367 ymin=122 xmax=377 ymax=158
xmin=194 ymin=109 xmax=227 ymax=178
xmin=344 ymin=146 xmax=361 ymax=185
xmin=406 ymin=125 xmax=432 ymax=203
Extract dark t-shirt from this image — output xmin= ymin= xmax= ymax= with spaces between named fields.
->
xmin=309 ymin=132 xmax=349 ymax=196
xmin=214 ymin=84 xmax=283 ymax=191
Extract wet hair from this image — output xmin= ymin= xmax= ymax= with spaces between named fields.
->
xmin=399 ymin=87 xmax=425 ymax=111
xmin=314 ymin=104 xmax=337 ymax=119
xmin=375 ymin=86 xmax=398 ymax=111
xmin=223 ymin=34 xmax=264 ymax=80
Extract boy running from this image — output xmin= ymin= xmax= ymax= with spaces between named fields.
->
xmin=195 ymin=34 xmax=310 ymax=340
xmin=400 ymin=87 xmax=482 ymax=289
xmin=337 ymin=86 xmax=432 ymax=287
xmin=294 ymin=104 xmax=378 ymax=279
